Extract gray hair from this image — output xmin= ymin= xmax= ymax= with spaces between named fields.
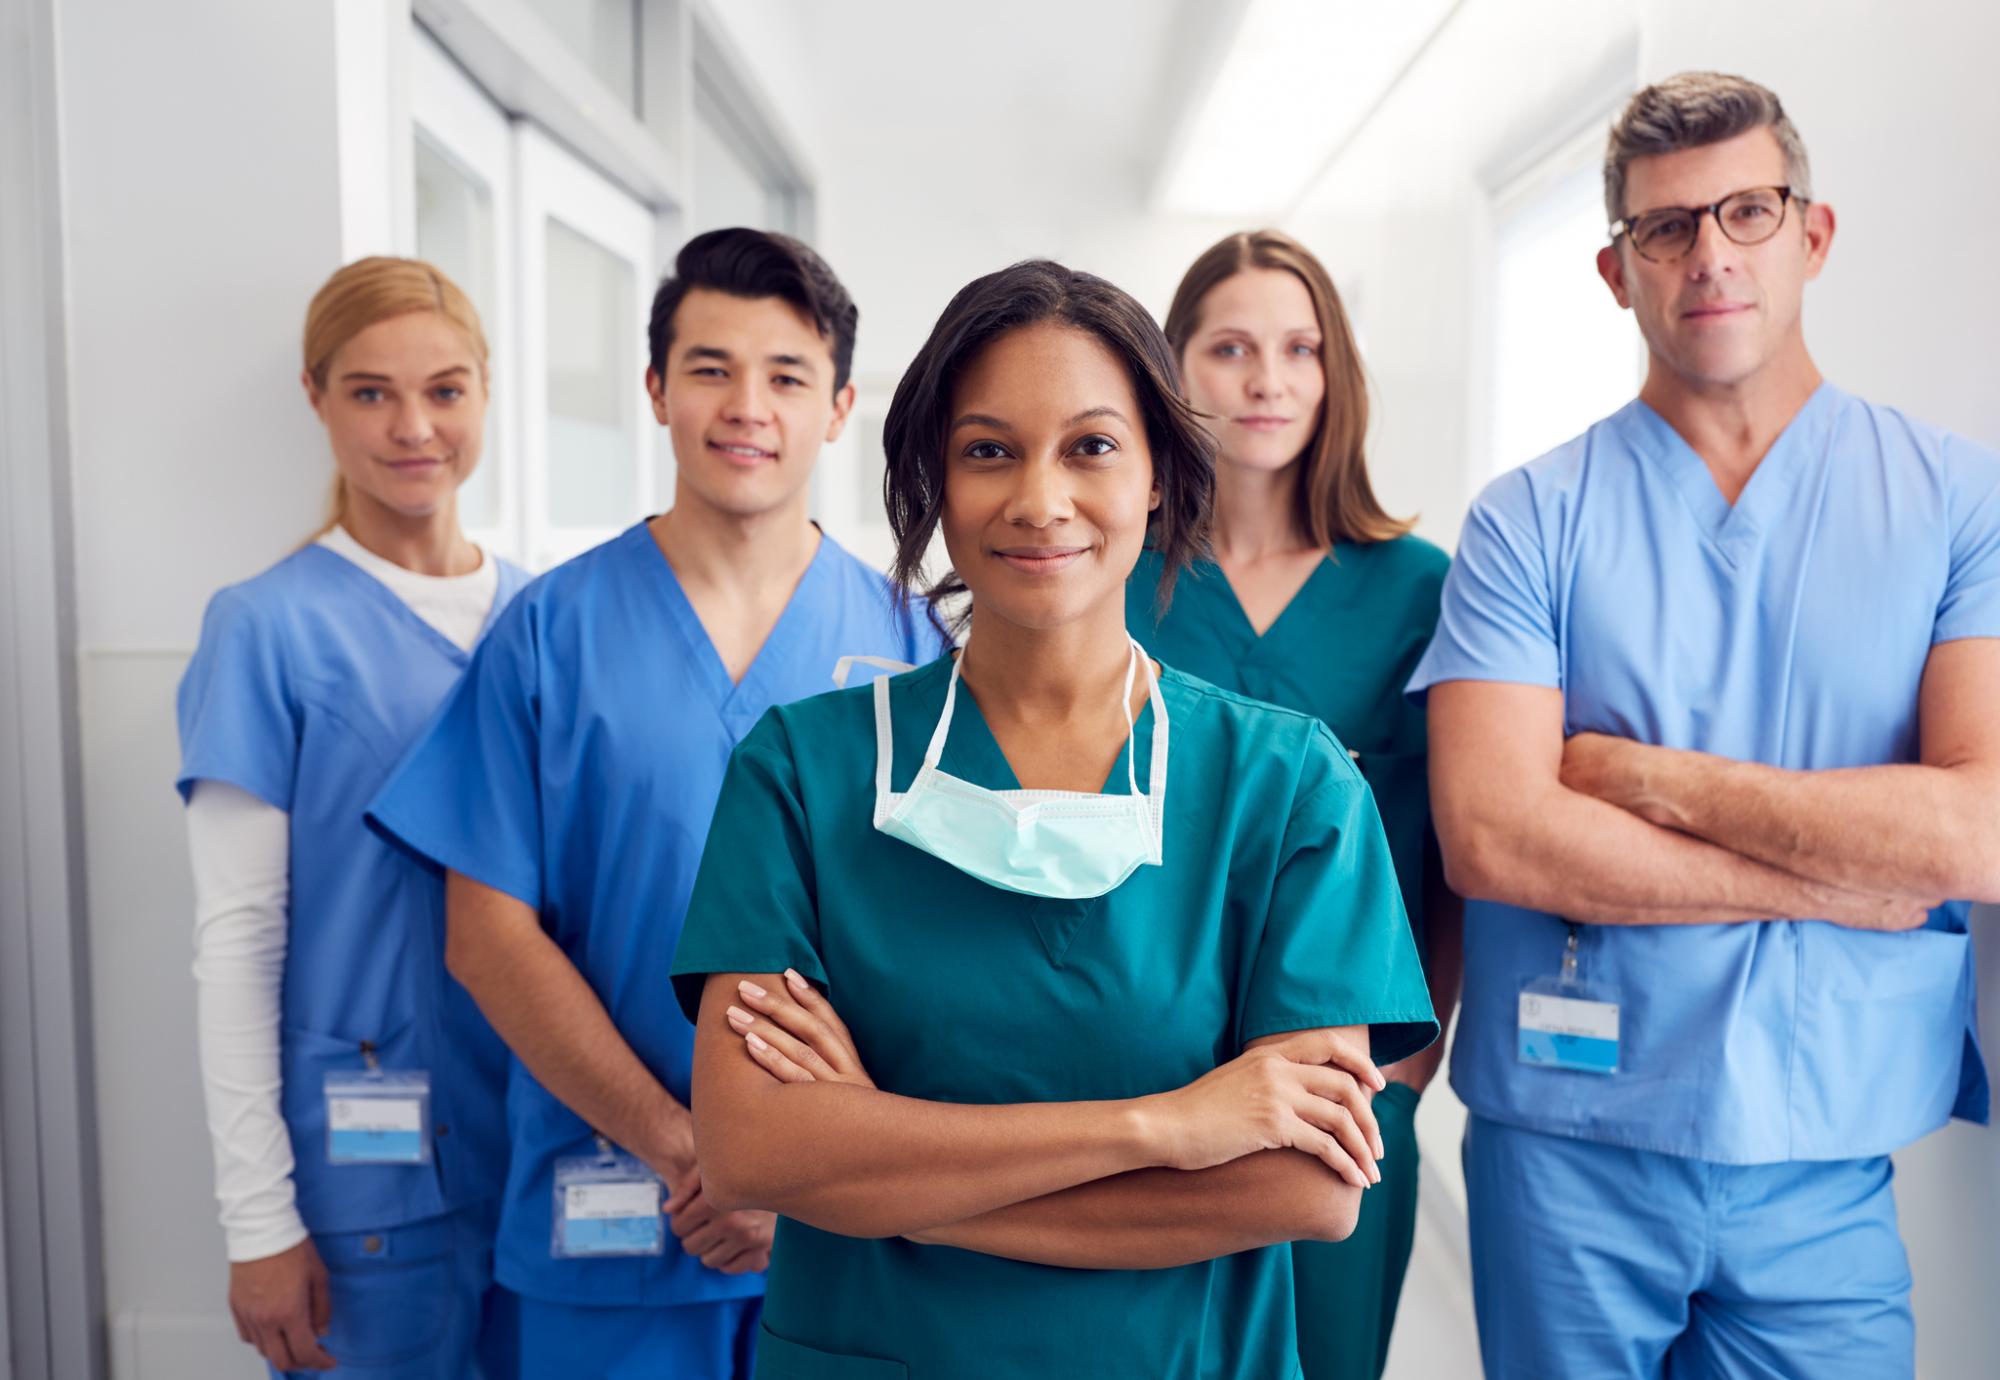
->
xmin=1604 ymin=72 xmax=1812 ymax=225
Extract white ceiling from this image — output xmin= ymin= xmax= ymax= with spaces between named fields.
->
xmin=797 ymin=0 xmax=1217 ymax=193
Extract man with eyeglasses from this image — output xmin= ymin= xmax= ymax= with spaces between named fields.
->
xmin=1411 ymin=71 xmax=2000 ymax=1378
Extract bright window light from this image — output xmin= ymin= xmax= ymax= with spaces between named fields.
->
xmin=1154 ymin=0 xmax=1459 ymax=218
xmin=1488 ymin=156 xmax=1644 ymax=476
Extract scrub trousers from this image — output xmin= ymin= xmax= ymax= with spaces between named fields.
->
xmin=515 ymin=1294 xmax=762 ymax=1379
xmin=272 ymin=1202 xmax=517 ymax=1380
xmin=1463 ymin=1114 xmax=1914 ymax=1380
xmin=1292 ymin=1081 xmax=1422 ymax=1380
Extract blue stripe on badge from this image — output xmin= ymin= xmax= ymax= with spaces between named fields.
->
xmin=562 ymin=1216 xmax=664 ymax=1256
xmin=1518 ymin=1029 xmax=1619 ymax=1074
xmin=329 ymin=1128 xmax=426 ymax=1163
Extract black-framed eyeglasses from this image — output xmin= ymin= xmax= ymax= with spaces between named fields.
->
xmin=1610 ymin=185 xmax=1804 ymax=263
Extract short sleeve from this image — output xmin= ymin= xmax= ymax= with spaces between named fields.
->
xmin=670 ymin=711 xmax=823 ymax=1022
xmin=1241 ymin=726 xmax=1438 ymax=1064
xmin=1934 ymin=434 xmax=2000 ymax=644
xmin=176 ymin=588 xmax=299 ymax=809
xmin=1405 ymin=475 xmax=1559 ymax=703
xmin=364 ymin=594 xmax=545 ymax=910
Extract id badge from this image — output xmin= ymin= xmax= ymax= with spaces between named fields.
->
xmin=552 ymin=1147 xmax=664 ymax=1258
xmin=1517 ymin=976 xmax=1620 ymax=1074
xmin=325 ymin=1069 xmax=432 ymax=1165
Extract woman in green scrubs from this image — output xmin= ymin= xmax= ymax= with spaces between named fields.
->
xmin=1127 ymin=229 xmax=1464 ymax=1380
xmin=671 ymin=260 xmax=1436 ymax=1380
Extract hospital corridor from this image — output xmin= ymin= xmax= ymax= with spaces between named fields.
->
xmin=2 ymin=2 xmax=1997 ymax=1378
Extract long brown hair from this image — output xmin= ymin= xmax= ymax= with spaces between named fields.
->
xmin=1163 ymin=229 xmax=1410 ymax=547
xmin=301 ymin=256 xmax=489 ymax=534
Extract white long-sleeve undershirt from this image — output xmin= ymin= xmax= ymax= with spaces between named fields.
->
xmin=187 ymin=534 xmax=497 ymax=1261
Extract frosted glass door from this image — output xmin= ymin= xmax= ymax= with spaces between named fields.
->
xmin=517 ymin=123 xmax=658 ymax=569
xmin=412 ymin=30 xmax=519 ymax=560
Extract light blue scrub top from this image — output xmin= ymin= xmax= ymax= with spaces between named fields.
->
xmin=1408 ymin=383 xmax=2000 ymax=1163
xmin=366 ymin=520 xmax=945 ymax=1308
xmin=176 ymin=543 xmax=531 ymax=1235
xmin=671 ymin=660 xmax=1436 ymax=1379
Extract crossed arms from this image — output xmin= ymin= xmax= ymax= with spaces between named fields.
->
xmin=1426 ymin=637 xmax=2000 ymax=927
xmin=687 ymin=969 xmax=1388 ymax=1271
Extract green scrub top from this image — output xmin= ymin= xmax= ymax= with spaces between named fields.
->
xmin=672 ymin=655 xmax=1437 ymax=1380
xmin=1127 ymin=538 xmax=1449 ymax=956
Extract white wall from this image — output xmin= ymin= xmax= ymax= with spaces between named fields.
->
xmin=56 ymin=2 xmax=405 ymax=1374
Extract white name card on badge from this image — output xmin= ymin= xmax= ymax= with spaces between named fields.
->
xmin=1517 ymin=989 xmax=1620 ymax=1074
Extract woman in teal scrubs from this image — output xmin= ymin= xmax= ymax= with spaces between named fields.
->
xmin=1127 ymin=229 xmax=1463 ymax=1380
xmin=670 ymin=260 xmax=1436 ymax=1379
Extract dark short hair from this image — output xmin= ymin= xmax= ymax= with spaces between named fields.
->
xmin=882 ymin=260 xmax=1214 ymax=628
xmin=647 ymin=227 xmax=858 ymax=391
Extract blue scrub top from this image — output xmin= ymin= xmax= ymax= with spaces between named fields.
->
xmin=1409 ymin=383 xmax=2000 ymax=1163
xmin=176 ymin=543 xmax=531 ymax=1236
xmin=671 ymin=659 xmax=1436 ymax=1379
xmin=366 ymin=520 xmax=945 ymax=1308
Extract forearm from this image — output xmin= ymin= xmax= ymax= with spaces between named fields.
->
xmin=1605 ymin=750 xmax=2000 ymax=901
xmin=692 ymin=980 xmax=1160 ymax=1238
xmin=1446 ymin=779 xmax=1859 ymax=925
xmin=445 ymin=872 xmax=692 ymax=1173
xmin=696 ymin=1077 xmax=1158 ymax=1240
xmin=909 ymin=1149 xmax=1358 ymax=1270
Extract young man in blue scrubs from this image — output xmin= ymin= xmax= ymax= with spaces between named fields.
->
xmin=1413 ymin=72 xmax=2000 ymax=1379
xmin=368 ymin=229 xmax=943 ymax=1377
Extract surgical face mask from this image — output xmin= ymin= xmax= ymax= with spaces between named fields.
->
xmin=868 ymin=638 xmax=1167 ymax=900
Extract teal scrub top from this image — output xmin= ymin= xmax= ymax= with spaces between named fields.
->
xmin=672 ymin=656 xmax=1436 ymax=1380
xmin=1127 ymin=539 xmax=1449 ymax=953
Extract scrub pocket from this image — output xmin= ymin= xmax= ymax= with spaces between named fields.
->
xmin=310 ymin=1214 xmax=457 ymax=1371
xmin=755 ymin=1324 xmax=908 ymax=1379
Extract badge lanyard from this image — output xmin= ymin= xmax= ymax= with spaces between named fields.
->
xmin=1517 ymin=924 xmax=1621 ymax=1075
xmin=551 ymin=1134 xmax=666 ymax=1258
xmin=324 ymin=1040 xmax=433 ymax=1165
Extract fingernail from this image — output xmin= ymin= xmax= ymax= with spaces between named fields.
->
xmin=726 ymin=1006 xmax=752 ymax=1028
xmin=738 ymin=979 xmax=767 ymax=999
xmin=784 ymin=967 xmax=808 ymax=990
xmin=746 ymin=1032 xmax=768 ymax=1051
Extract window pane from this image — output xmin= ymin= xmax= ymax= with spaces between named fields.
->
xmin=413 ymin=132 xmax=500 ymax=528
xmin=1490 ymin=162 xmax=1640 ymax=474
xmin=520 ymin=0 xmax=636 ymax=109
xmin=545 ymin=217 xmax=636 ymax=528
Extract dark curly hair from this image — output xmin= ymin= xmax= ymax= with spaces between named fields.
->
xmin=882 ymin=260 xmax=1214 ymax=630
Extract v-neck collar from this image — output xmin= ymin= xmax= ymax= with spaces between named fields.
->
xmin=1622 ymin=382 xmax=1840 ymax=568
xmin=930 ymin=654 xmax=1158 ymax=797
xmin=301 ymin=543 xmax=504 ymax=666
xmin=635 ymin=519 xmax=838 ymax=741
xmin=1189 ymin=553 xmax=1343 ymax=659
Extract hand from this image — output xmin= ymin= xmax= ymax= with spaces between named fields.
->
xmin=725 ymin=970 xmax=876 ymax=1089
xmin=662 ymin=1164 xmax=775 ymax=1274
xmin=228 ymin=1237 xmax=335 ymax=1372
xmin=1560 ymin=732 xmax=1663 ymax=820
xmin=1143 ymin=1034 xmax=1384 ymax=1188
xmin=1811 ymin=881 xmax=1938 ymax=933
